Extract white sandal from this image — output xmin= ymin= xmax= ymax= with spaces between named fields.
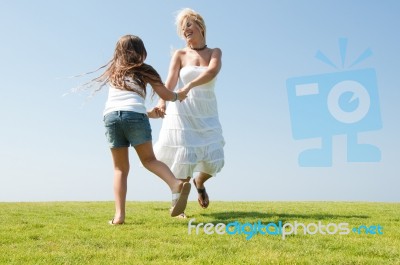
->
xmin=170 ymin=182 xmax=191 ymax=217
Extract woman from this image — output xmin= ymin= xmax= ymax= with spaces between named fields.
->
xmin=94 ymin=35 xmax=191 ymax=224
xmin=154 ymin=8 xmax=225 ymax=214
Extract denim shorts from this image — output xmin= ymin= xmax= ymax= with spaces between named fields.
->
xmin=103 ymin=111 xmax=152 ymax=148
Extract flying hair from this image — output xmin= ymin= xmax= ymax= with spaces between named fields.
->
xmin=68 ymin=35 xmax=162 ymax=99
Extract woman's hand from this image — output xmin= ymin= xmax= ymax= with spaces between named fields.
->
xmin=176 ymin=83 xmax=192 ymax=101
xmin=176 ymin=91 xmax=188 ymax=102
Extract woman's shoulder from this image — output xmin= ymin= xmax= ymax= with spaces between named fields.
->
xmin=207 ymin=47 xmax=222 ymax=61
xmin=176 ymin=47 xmax=221 ymax=52
xmin=174 ymin=48 xmax=188 ymax=56
xmin=169 ymin=49 xmax=187 ymax=62
xmin=210 ymin=47 xmax=222 ymax=55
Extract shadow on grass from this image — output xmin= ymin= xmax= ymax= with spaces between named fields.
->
xmin=197 ymin=211 xmax=369 ymax=224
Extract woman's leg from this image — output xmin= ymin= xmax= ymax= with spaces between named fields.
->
xmin=194 ymin=172 xmax=212 ymax=208
xmin=110 ymin=147 xmax=130 ymax=224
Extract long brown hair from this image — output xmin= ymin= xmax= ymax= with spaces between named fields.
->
xmin=94 ymin=35 xmax=163 ymax=98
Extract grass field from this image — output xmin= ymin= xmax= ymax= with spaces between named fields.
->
xmin=0 ymin=201 xmax=399 ymax=264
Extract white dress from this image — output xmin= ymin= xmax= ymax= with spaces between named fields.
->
xmin=154 ymin=65 xmax=225 ymax=179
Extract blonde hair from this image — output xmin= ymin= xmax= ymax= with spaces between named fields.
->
xmin=175 ymin=8 xmax=206 ymax=42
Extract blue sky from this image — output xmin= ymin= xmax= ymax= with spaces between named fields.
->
xmin=1 ymin=1 xmax=399 ymax=202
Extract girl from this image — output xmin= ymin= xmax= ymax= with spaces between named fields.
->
xmin=93 ymin=34 xmax=191 ymax=224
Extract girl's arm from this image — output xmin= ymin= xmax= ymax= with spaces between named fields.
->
xmin=151 ymin=81 xmax=185 ymax=102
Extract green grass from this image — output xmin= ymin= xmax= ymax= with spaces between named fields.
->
xmin=0 ymin=201 xmax=399 ymax=264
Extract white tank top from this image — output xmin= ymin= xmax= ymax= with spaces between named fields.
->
xmin=103 ymin=79 xmax=147 ymax=116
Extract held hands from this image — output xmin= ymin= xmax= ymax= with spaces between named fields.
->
xmin=147 ymin=107 xmax=162 ymax=119
xmin=148 ymin=86 xmax=190 ymax=119
xmin=176 ymin=83 xmax=192 ymax=100
xmin=150 ymin=98 xmax=172 ymax=119
xmin=176 ymin=90 xmax=187 ymax=102
xmin=153 ymin=100 xmax=166 ymax=118
xmin=173 ymin=84 xmax=190 ymax=103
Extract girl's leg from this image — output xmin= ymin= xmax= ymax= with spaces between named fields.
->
xmin=134 ymin=141 xmax=183 ymax=193
xmin=134 ymin=141 xmax=191 ymax=216
xmin=110 ymin=147 xmax=130 ymax=224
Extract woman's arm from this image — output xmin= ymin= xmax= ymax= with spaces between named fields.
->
xmin=150 ymin=52 xmax=185 ymax=102
xmin=165 ymin=50 xmax=182 ymax=91
xmin=155 ymin=50 xmax=182 ymax=117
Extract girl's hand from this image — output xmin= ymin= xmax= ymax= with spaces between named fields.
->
xmin=156 ymin=99 xmax=166 ymax=112
xmin=176 ymin=84 xmax=191 ymax=101
xmin=155 ymin=100 xmax=167 ymax=118
xmin=176 ymin=90 xmax=188 ymax=101
xmin=147 ymin=107 xmax=161 ymax=119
